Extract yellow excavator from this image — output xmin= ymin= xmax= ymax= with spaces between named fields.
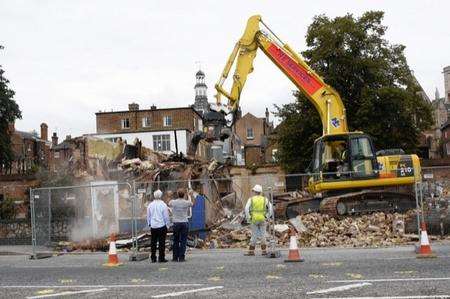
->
xmin=205 ymin=15 xmax=421 ymax=216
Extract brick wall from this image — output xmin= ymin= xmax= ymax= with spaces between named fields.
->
xmin=96 ymin=107 xmax=201 ymax=134
xmin=0 ymin=176 xmax=39 ymax=219
xmin=235 ymin=113 xmax=266 ymax=146
xmin=244 ymin=146 xmax=263 ymax=166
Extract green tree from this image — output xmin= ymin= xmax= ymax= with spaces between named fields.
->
xmin=0 ymin=45 xmax=22 ymax=173
xmin=275 ymin=11 xmax=432 ymax=173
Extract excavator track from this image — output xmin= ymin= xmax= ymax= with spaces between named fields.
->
xmin=319 ymin=190 xmax=415 ymax=216
xmin=281 ymin=189 xmax=416 ymax=218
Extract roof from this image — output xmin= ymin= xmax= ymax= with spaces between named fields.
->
xmin=52 ymin=140 xmax=72 ymax=150
xmin=96 ymin=106 xmax=203 ymax=118
xmin=15 ymin=130 xmax=47 ymax=143
xmin=196 ymin=70 xmax=205 ymax=76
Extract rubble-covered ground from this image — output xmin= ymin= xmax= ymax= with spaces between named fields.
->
xmin=204 ymin=210 xmax=450 ymax=249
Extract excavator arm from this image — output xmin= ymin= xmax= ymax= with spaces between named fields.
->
xmin=215 ymin=15 xmax=348 ymax=135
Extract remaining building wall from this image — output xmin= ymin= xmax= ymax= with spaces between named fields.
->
xmin=0 ymin=175 xmax=39 ymax=219
xmin=244 ymin=146 xmax=263 ymax=166
xmin=235 ymin=113 xmax=265 ymax=146
xmin=96 ymin=108 xmax=202 ymax=134
xmin=230 ymin=165 xmax=285 ymax=208
xmin=92 ymin=130 xmax=189 ymax=155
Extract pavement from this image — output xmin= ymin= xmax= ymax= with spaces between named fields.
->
xmin=0 ymin=244 xmax=450 ymax=298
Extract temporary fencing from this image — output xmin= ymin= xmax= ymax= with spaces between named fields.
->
xmin=30 ymin=181 xmax=132 ymax=259
xmin=26 ymin=165 xmax=450 ymax=258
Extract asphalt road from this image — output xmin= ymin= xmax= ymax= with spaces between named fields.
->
xmin=0 ymin=244 xmax=450 ymax=298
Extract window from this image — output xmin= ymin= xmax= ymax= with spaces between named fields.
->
xmin=350 ymin=137 xmax=375 ymax=177
xmin=153 ymin=134 xmax=171 ymax=151
xmin=446 ymin=143 xmax=450 ymax=155
xmin=142 ymin=117 xmax=151 ymax=128
xmin=163 ymin=116 xmax=172 ymax=127
xmin=246 ymin=128 xmax=254 ymax=139
xmin=272 ymin=149 xmax=278 ymax=162
xmin=121 ymin=118 xmax=130 ymax=129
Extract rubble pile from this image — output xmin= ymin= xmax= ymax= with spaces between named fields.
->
xmin=204 ymin=210 xmax=422 ymax=249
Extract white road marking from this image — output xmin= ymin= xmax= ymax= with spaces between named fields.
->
xmin=311 ymin=296 xmax=450 ymax=299
xmin=307 ymin=282 xmax=371 ymax=295
xmin=0 ymin=284 xmax=202 ymax=288
xmin=26 ymin=288 xmax=108 ymax=298
xmin=151 ymin=286 xmax=224 ymax=298
xmin=329 ymin=277 xmax=450 ymax=283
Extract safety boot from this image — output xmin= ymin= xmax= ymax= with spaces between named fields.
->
xmin=244 ymin=245 xmax=255 ymax=256
xmin=261 ymin=244 xmax=267 ymax=256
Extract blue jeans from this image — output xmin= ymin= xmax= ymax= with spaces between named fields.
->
xmin=173 ymin=222 xmax=189 ymax=261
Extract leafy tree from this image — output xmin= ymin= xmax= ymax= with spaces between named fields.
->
xmin=275 ymin=11 xmax=432 ymax=173
xmin=0 ymin=45 xmax=22 ymax=173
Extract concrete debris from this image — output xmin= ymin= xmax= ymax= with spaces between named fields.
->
xmin=288 ymin=217 xmax=307 ymax=233
xmin=274 ymin=224 xmax=289 ymax=235
xmin=202 ymin=210 xmax=432 ymax=249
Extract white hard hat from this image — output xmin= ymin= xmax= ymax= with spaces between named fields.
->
xmin=153 ymin=190 xmax=163 ymax=199
xmin=252 ymin=184 xmax=263 ymax=193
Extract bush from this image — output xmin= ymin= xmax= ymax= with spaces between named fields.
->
xmin=0 ymin=197 xmax=17 ymax=220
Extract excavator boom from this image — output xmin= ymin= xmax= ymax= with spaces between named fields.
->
xmin=215 ymin=15 xmax=348 ymax=135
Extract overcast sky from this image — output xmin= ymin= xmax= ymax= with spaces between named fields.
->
xmin=1 ymin=1 xmax=449 ymax=139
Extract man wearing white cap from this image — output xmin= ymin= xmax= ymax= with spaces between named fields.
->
xmin=147 ymin=190 xmax=170 ymax=263
xmin=244 ymin=184 xmax=273 ymax=256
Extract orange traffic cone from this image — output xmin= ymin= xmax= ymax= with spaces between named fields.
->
xmin=284 ymin=228 xmax=304 ymax=263
xmin=417 ymin=222 xmax=436 ymax=259
xmin=103 ymin=234 xmax=123 ymax=267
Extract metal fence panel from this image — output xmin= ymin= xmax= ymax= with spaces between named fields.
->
xmin=30 ymin=182 xmax=132 ymax=255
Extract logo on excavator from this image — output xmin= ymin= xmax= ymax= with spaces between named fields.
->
xmin=331 ymin=118 xmax=340 ymax=128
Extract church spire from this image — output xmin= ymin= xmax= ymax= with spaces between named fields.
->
xmin=435 ymin=87 xmax=440 ymax=100
xmin=193 ymin=68 xmax=210 ymax=114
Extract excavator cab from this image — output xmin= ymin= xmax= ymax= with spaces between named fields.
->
xmin=311 ymin=133 xmax=379 ymax=182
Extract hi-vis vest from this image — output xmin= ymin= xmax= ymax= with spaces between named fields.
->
xmin=250 ymin=195 xmax=267 ymax=223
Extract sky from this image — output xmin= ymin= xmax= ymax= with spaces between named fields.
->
xmin=1 ymin=0 xmax=449 ymax=139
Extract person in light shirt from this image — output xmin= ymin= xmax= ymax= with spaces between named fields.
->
xmin=147 ymin=190 xmax=171 ymax=263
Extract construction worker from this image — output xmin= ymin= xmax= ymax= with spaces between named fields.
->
xmin=244 ymin=184 xmax=273 ymax=256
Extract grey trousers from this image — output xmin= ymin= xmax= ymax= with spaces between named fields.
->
xmin=249 ymin=221 xmax=267 ymax=246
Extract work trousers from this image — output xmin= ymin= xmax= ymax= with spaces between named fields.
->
xmin=249 ymin=221 xmax=267 ymax=247
xmin=150 ymin=226 xmax=167 ymax=262
xmin=172 ymin=222 xmax=189 ymax=261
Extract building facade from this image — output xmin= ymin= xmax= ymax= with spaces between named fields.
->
xmin=4 ymin=122 xmax=51 ymax=175
xmin=234 ymin=108 xmax=275 ymax=165
xmin=92 ymin=103 xmax=203 ymax=155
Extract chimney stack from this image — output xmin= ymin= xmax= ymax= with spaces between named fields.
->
xmin=40 ymin=123 xmax=48 ymax=141
xmin=150 ymin=104 xmax=157 ymax=110
xmin=128 ymin=102 xmax=139 ymax=111
xmin=265 ymin=107 xmax=270 ymax=123
xmin=65 ymin=135 xmax=71 ymax=141
xmin=52 ymin=132 xmax=58 ymax=147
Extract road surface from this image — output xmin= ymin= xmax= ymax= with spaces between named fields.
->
xmin=0 ymin=244 xmax=449 ymax=298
